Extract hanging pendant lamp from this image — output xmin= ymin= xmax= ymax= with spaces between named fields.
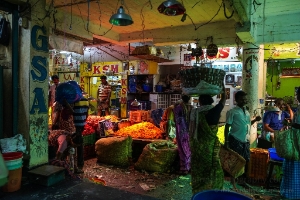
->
xmin=109 ymin=6 xmax=133 ymax=26
xmin=157 ymin=0 xmax=186 ymax=16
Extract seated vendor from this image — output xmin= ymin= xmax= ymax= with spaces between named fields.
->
xmin=261 ymin=98 xmax=293 ymax=143
xmin=48 ymin=130 xmax=82 ymax=160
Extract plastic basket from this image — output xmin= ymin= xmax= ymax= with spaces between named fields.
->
xmin=179 ymin=67 xmax=226 ymax=88
xmin=83 ymin=134 xmax=96 ymax=146
xmin=4 ymin=158 xmax=23 ymax=171
xmin=268 ymin=148 xmax=284 ymax=162
xmin=2 ymin=152 xmax=23 ymax=161
xmin=192 ymin=190 xmax=251 ymax=200
xmin=247 ymin=148 xmax=270 ymax=180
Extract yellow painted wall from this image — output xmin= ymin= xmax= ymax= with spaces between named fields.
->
xmin=264 ymin=43 xmax=300 ymax=59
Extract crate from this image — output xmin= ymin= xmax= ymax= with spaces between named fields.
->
xmin=129 ymin=111 xmax=142 ymax=123
xmin=247 ymin=148 xmax=270 ymax=180
xmin=83 ymin=133 xmax=96 ymax=146
xmin=140 ymin=110 xmax=151 ymax=121
xmin=157 ymin=94 xmax=170 ymax=110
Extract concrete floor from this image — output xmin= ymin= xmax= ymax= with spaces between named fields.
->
xmin=0 ymin=178 xmax=159 ymax=200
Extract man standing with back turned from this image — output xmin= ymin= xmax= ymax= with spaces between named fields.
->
xmin=73 ymin=89 xmax=89 ymax=174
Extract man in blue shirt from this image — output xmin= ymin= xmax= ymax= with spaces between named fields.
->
xmin=262 ymin=98 xmax=293 ymax=142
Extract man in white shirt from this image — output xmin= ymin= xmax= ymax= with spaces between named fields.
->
xmin=224 ymin=91 xmax=261 ymax=188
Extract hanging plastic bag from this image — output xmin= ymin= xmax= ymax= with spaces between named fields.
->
xmin=0 ymin=17 xmax=10 ymax=46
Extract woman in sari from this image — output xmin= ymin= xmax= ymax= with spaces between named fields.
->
xmin=174 ymin=95 xmax=192 ymax=174
xmin=280 ymin=87 xmax=300 ymax=199
xmin=189 ymin=84 xmax=226 ymax=194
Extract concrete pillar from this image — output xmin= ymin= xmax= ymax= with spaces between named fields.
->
xmin=19 ymin=0 xmax=49 ymax=168
xmin=242 ymin=43 xmax=264 ymax=147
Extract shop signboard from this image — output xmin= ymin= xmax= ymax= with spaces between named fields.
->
xmin=91 ymin=61 xmax=123 ymax=75
xmin=208 ymin=61 xmax=243 ymax=72
xmin=120 ymin=76 xmax=127 ymax=118
xmin=264 ymin=43 xmax=300 ymax=59
xmin=129 ymin=60 xmax=158 ymax=74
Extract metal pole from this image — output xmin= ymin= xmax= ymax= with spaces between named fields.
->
xmin=12 ymin=9 xmax=19 ymax=136
xmin=0 ymin=66 xmax=3 ymax=139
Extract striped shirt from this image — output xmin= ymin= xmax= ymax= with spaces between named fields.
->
xmin=73 ymin=97 xmax=89 ymax=127
xmin=98 ymin=83 xmax=111 ymax=102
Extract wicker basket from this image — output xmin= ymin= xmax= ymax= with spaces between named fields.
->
xmin=179 ymin=67 xmax=225 ymax=88
xmin=247 ymin=148 xmax=270 ymax=180
xmin=219 ymin=146 xmax=246 ymax=178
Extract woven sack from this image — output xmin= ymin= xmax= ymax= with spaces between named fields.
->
xmin=219 ymin=146 xmax=246 ymax=178
xmin=274 ymin=129 xmax=300 ymax=160
xmin=95 ymin=136 xmax=132 ymax=167
xmin=134 ymin=142 xmax=178 ymax=173
xmin=179 ymin=67 xmax=225 ymax=88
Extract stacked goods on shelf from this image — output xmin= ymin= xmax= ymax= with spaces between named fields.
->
xmin=114 ymin=122 xmax=163 ymax=139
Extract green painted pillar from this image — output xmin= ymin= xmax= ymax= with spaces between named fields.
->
xmin=19 ymin=0 xmax=49 ymax=168
xmin=242 ymin=43 xmax=264 ymax=148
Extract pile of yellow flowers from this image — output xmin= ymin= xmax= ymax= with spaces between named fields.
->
xmin=217 ymin=125 xmax=225 ymax=144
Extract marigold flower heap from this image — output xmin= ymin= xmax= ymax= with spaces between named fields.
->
xmin=114 ymin=122 xmax=163 ymax=139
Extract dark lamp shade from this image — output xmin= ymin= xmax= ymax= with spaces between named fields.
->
xmin=157 ymin=0 xmax=186 ymax=16
xmin=109 ymin=6 xmax=133 ymax=26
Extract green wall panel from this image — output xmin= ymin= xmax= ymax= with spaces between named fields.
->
xmin=266 ymin=61 xmax=300 ymax=98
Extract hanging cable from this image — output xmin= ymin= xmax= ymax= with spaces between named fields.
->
xmin=96 ymin=0 xmax=102 ymax=28
xmin=87 ymin=0 xmax=90 ymax=32
xmin=69 ymin=0 xmax=73 ymax=30
xmin=223 ymin=0 xmax=234 ymax=19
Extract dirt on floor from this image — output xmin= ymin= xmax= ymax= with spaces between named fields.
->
xmin=79 ymin=158 xmax=285 ymax=200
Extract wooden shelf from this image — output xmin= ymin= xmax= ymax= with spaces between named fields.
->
xmin=130 ymin=54 xmax=173 ymax=63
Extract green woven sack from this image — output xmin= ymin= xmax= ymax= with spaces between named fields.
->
xmin=134 ymin=141 xmax=177 ymax=173
xmin=95 ymin=136 xmax=132 ymax=167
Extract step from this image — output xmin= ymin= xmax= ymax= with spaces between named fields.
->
xmin=28 ymin=165 xmax=65 ymax=186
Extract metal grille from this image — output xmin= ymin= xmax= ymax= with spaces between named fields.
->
xmin=170 ymin=94 xmax=181 ymax=105
xmin=157 ymin=94 xmax=170 ymax=110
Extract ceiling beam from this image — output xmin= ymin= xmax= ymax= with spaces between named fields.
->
xmin=54 ymin=0 xmax=98 ymax=9
xmin=118 ymin=19 xmax=238 ymax=46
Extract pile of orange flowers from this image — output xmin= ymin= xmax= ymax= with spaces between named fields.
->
xmin=114 ymin=122 xmax=163 ymax=139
